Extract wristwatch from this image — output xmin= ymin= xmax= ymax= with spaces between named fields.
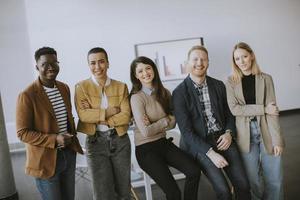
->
xmin=225 ymin=129 xmax=235 ymax=140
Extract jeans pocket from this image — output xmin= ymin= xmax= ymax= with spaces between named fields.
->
xmin=116 ymin=134 xmax=130 ymax=147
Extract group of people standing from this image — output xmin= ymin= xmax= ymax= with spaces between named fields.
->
xmin=16 ymin=42 xmax=284 ymax=200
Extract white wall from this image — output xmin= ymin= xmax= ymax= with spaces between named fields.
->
xmin=1 ymin=0 xmax=300 ymax=143
xmin=0 ymin=0 xmax=34 ymax=143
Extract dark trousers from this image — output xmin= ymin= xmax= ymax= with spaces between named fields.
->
xmin=136 ymin=138 xmax=201 ymax=200
xmin=196 ymin=137 xmax=251 ymax=200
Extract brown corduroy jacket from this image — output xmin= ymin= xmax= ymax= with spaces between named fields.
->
xmin=16 ymin=79 xmax=83 ymax=179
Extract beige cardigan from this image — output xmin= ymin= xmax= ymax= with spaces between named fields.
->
xmin=226 ymin=73 xmax=284 ymax=154
xmin=130 ymin=90 xmax=176 ymax=146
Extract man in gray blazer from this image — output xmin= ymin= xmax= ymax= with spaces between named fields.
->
xmin=172 ymin=45 xmax=251 ymax=200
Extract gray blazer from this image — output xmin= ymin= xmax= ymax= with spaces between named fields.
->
xmin=225 ymin=72 xmax=284 ymax=154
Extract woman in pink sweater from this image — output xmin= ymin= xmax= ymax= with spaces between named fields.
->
xmin=129 ymin=56 xmax=200 ymax=200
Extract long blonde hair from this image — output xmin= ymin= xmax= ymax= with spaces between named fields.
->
xmin=231 ymin=42 xmax=261 ymax=83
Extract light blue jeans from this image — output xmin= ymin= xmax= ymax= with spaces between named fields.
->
xmin=35 ymin=148 xmax=76 ymax=200
xmin=241 ymin=120 xmax=283 ymax=200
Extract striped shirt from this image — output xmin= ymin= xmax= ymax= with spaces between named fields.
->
xmin=43 ymin=86 xmax=68 ymax=135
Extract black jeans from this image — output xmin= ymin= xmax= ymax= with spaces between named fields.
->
xmin=197 ymin=137 xmax=251 ymax=200
xmin=136 ymin=138 xmax=201 ymax=200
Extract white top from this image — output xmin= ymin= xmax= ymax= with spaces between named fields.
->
xmin=91 ymin=76 xmax=112 ymax=132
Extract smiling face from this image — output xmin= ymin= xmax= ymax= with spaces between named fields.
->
xmin=88 ymin=52 xmax=109 ymax=80
xmin=36 ymin=54 xmax=59 ymax=87
xmin=135 ymin=62 xmax=155 ymax=88
xmin=188 ymin=49 xmax=209 ymax=78
xmin=233 ymin=48 xmax=254 ymax=75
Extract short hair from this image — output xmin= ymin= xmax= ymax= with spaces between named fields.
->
xmin=34 ymin=47 xmax=57 ymax=62
xmin=87 ymin=47 xmax=109 ymax=62
xmin=230 ymin=42 xmax=261 ymax=83
xmin=187 ymin=45 xmax=209 ymax=59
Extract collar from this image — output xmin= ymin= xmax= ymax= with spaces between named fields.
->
xmin=189 ymin=75 xmax=207 ymax=89
xmin=43 ymin=83 xmax=57 ymax=90
xmin=142 ymin=86 xmax=154 ymax=96
xmin=38 ymin=77 xmax=57 ymax=89
xmin=91 ymin=76 xmax=111 ymax=87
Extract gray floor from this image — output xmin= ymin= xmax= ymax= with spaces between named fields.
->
xmin=9 ymin=111 xmax=300 ymax=200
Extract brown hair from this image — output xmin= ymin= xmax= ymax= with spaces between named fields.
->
xmin=187 ymin=45 xmax=209 ymax=59
xmin=129 ymin=56 xmax=172 ymax=115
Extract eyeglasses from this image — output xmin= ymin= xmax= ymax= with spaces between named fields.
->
xmin=40 ymin=61 xmax=60 ymax=69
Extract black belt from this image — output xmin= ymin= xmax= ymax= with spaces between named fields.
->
xmin=250 ymin=117 xmax=257 ymax=122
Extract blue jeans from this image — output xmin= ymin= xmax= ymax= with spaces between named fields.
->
xmin=241 ymin=121 xmax=283 ymax=200
xmin=86 ymin=132 xmax=131 ymax=200
xmin=196 ymin=141 xmax=250 ymax=200
xmin=35 ymin=148 xmax=76 ymax=200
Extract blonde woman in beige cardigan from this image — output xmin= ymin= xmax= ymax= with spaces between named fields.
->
xmin=226 ymin=42 xmax=284 ymax=200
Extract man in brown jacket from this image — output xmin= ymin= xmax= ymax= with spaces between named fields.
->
xmin=16 ymin=47 xmax=83 ymax=200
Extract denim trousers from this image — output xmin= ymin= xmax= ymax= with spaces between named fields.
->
xmin=86 ymin=132 xmax=131 ymax=200
xmin=136 ymin=138 xmax=201 ymax=200
xmin=241 ymin=120 xmax=283 ymax=200
xmin=35 ymin=148 xmax=76 ymax=200
xmin=196 ymin=139 xmax=251 ymax=200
